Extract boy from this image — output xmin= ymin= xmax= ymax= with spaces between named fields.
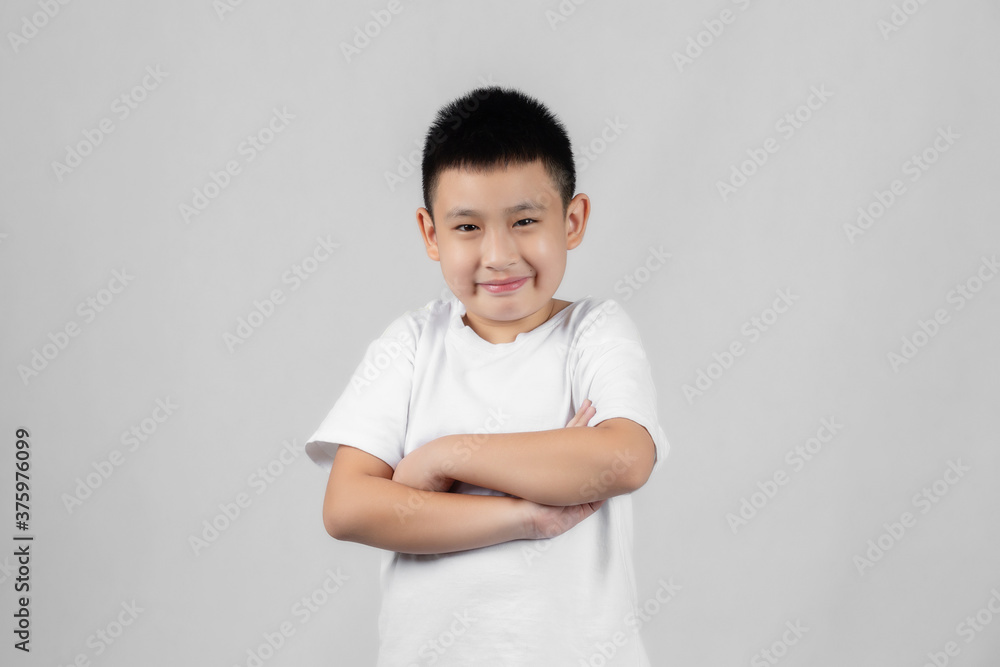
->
xmin=305 ymin=86 xmax=669 ymax=665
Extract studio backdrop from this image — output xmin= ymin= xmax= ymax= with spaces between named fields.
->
xmin=2 ymin=1 xmax=998 ymax=665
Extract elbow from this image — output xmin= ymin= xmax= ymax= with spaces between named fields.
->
xmin=624 ymin=462 xmax=653 ymax=493
xmin=322 ymin=508 xmax=342 ymax=540
xmin=618 ymin=441 xmax=656 ymax=494
xmin=581 ymin=453 xmax=652 ymax=502
xmin=322 ymin=498 xmax=355 ymax=541
xmin=323 ymin=512 xmax=342 ymax=540
xmin=594 ymin=419 xmax=657 ymax=496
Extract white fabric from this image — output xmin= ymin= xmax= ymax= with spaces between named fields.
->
xmin=305 ymin=293 xmax=669 ymax=666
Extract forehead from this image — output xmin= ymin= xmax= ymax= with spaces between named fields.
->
xmin=433 ymin=160 xmax=560 ymax=214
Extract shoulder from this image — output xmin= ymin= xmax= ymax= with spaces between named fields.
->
xmin=565 ymin=297 xmax=643 ymax=347
xmin=374 ymin=294 xmax=455 ymax=350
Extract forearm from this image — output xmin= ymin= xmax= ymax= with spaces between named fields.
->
xmin=437 ymin=420 xmax=653 ymax=506
xmin=327 ymin=475 xmax=530 ymax=555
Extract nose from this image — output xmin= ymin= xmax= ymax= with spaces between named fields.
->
xmin=481 ymin=225 xmax=519 ymax=271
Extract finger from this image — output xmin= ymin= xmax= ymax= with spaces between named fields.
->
xmin=566 ymin=400 xmax=596 ymax=427
xmin=583 ymin=498 xmax=606 ymax=513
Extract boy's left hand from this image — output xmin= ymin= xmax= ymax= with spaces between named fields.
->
xmin=566 ymin=398 xmax=596 ymax=428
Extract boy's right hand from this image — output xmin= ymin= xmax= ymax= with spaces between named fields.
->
xmin=524 ymin=497 xmax=607 ymax=540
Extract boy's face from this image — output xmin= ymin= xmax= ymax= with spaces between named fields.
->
xmin=416 ymin=159 xmax=590 ymax=343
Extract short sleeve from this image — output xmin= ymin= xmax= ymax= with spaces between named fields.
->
xmin=570 ymin=299 xmax=669 ymax=475
xmin=304 ymin=313 xmax=418 ymax=473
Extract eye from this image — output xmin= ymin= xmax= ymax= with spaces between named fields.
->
xmin=514 ymin=218 xmax=537 ymax=227
xmin=455 ymin=224 xmax=479 ymax=232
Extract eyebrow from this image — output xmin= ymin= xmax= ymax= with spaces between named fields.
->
xmin=444 ymin=200 xmax=547 ymax=220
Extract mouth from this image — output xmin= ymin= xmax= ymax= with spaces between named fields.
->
xmin=478 ymin=276 xmax=530 ymax=294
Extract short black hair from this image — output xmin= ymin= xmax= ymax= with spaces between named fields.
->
xmin=420 ymin=86 xmax=576 ymax=221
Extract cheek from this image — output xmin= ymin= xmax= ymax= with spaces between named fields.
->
xmin=438 ymin=247 xmax=476 ymax=284
xmin=436 ymin=242 xmax=463 ymax=269
xmin=528 ymin=236 xmax=566 ymax=272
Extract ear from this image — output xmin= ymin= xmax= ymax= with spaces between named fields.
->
xmin=416 ymin=207 xmax=440 ymax=261
xmin=564 ymin=193 xmax=590 ymax=251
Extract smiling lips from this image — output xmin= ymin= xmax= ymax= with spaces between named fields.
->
xmin=479 ymin=276 xmax=529 ymax=293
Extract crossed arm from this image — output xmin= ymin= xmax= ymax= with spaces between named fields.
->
xmin=391 ymin=400 xmax=656 ymax=505
xmin=322 ymin=399 xmax=657 ymax=554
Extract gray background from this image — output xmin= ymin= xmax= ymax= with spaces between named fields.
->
xmin=2 ymin=0 xmax=999 ymax=665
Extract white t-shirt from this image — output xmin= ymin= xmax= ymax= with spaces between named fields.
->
xmin=305 ymin=293 xmax=669 ymax=666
